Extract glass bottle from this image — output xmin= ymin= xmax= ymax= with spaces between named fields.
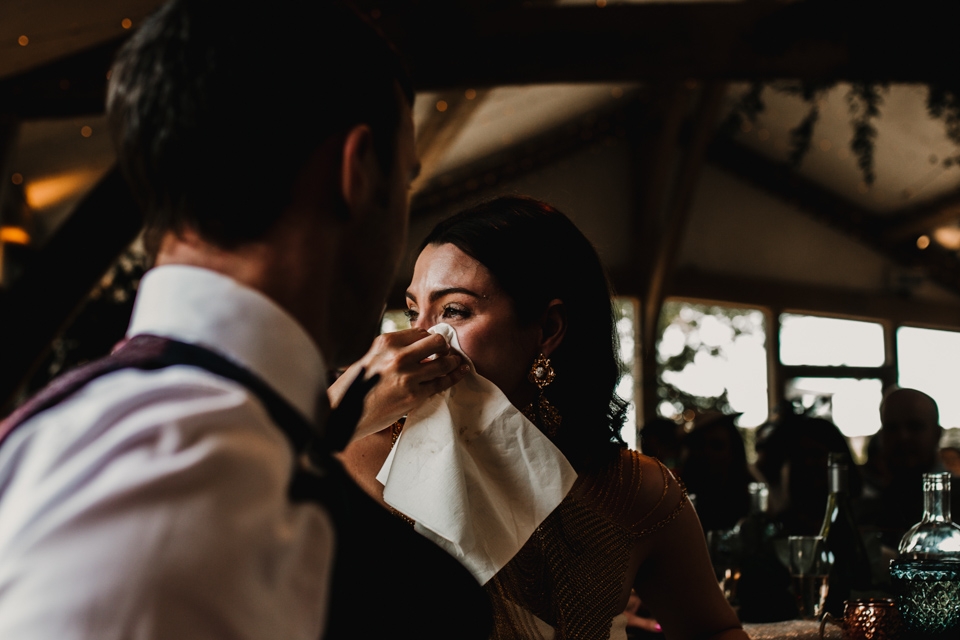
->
xmin=736 ymin=482 xmax=796 ymax=622
xmin=898 ymin=472 xmax=960 ymax=560
xmin=738 ymin=482 xmax=779 ymax=550
xmin=820 ymin=454 xmax=873 ymax=616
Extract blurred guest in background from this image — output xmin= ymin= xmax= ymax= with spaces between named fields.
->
xmin=639 ymin=417 xmax=682 ymax=471
xmin=679 ymin=412 xmax=751 ymax=532
xmin=939 ymin=428 xmax=960 ymax=477
xmin=858 ymin=387 xmax=953 ymax=549
xmin=768 ymin=415 xmax=861 ymax=536
xmin=753 ymin=418 xmax=788 ymax=513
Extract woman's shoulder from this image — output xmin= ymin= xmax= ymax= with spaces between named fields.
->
xmin=575 ymin=449 xmax=687 ymax=538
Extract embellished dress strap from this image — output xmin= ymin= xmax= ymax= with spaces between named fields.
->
xmin=576 ymin=449 xmax=688 ymax=540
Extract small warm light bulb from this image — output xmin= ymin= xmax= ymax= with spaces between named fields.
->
xmin=0 ymin=227 xmax=30 ymax=245
xmin=18 ymin=35 xmax=29 ymax=46
xmin=10 ymin=173 xmax=23 ymax=186
xmin=81 ymin=126 xmax=93 ymax=138
xmin=596 ymin=0 xmax=607 ymax=7
xmin=436 ymin=100 xmax=448 ymax=113
xmin=917 ymin=235 xmax=931 ymax=250
xmin=934 ymin=227 xmax=960 ymax=250
xmin=121 ymin=18 xmax=133 ymax=29
xmin=464 ymin=89 xmax=477 ymax=100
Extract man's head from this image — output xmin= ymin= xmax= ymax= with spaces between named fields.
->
xmin=108 ymin=0 xmax=413 ymax=250
xmin=879 ymin=387 xmax=942 ymax=474
xmin=107 ymin=0 xmax=417 ymax=365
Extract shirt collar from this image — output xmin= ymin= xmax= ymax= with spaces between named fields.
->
xmin=126 ymin=264 xmax=326 ymax=424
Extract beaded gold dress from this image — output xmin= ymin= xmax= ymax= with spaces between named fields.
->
xmin=484 ymin=449 xmax=687 ymax=640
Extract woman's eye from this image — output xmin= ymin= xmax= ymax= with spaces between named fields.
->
xmin=403 ymin=308 xmax=419 ymax=321
xmin=442 ymin=306 xmax=470 ymax=319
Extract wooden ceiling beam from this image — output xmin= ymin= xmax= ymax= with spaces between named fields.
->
xmin=410 ymin=89 xmax=643 ymax=218
xmin=706 ymin=136 xmax=885 ymax=243
xmin=642 ymin=83 xmax=727 ymax=352
xmin=666 ymin=268 xmax=960 ymax=330
xmin=7 ymin=1 xmax=960 ymax=120
xmin=884 ymin=187 xmax=960 ymax=242
xmin=379 ymin=1 xmax=960 ymax=89
xmin=705 ymin=136 xmax=960 ymax=299
xmin=412 ymin=89 xmax=491 ymax=194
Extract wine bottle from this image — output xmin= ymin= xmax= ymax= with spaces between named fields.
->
xmin=819 ymin=454 xmax=873 ymax=616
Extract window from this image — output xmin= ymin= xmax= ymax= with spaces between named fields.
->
xmin=381 ymin=309 xmax=411 ymax=334
xmin=778 ymin=313 xmax=888 ymax=461
xmin=898 ymin=326 xmax=960 ymax=429
xmin=785 ymin=377 xmax=883 ymax=437
xmin=614 ymin=298 xmax=639 ymax=449
xmin=780 ymin=314 xmax=885 ymax=367
xmin=656 ymin=300 xmax=769 ymax=427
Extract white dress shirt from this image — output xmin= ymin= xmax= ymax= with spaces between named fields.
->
xmin=0 ymin=265 xmax=334 ymax=640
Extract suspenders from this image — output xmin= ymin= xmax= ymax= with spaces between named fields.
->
xmin=0 ymin=335 xmax=493 ymax=639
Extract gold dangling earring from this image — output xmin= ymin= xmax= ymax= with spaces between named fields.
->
xmin=522 ymin=353 xmax=562 ymax=437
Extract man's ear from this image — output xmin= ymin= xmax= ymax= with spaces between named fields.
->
xmin=539 ymin=299 xmax=566 ymax=358
xmin=341 ymin=124 xmax=381 ymax=218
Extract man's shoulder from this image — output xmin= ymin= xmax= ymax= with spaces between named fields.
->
xmin=13 ymin=364 xmax=269 ymax=440
xmin=0 ymin=364 xmax=291 ymax=505
xmin=0 ymin=362 xmax=333 ymax=640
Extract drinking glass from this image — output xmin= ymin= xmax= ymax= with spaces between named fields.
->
xmin=788 ymin=535 xmax=833 ymax=620
xmin=889 ymin=559 xmax=960 ymax=639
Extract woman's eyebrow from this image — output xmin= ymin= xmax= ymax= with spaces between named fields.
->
xmin=429 ymin=287 xmax=483 ymax=302
xmin=405 ymin=287 xmax=483 ymax=304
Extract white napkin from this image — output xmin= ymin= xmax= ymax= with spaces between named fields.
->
xmin=376 ymin=323 xmax=577 ymax=584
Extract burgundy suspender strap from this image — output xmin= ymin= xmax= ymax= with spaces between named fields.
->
xmin=0 ymin=334 xmax=320 ymax=454
xmin=0 ymin=334 xmax=495 ymax=639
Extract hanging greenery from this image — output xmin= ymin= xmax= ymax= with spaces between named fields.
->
xmin=927 ymin=86 xmax=960 ymax=168
xmin=721 ymin=81 xmax=914 ymax=186
xmin=847 ymin=82 xmax=886 ymax=185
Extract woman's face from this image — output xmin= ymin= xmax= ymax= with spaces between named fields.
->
xmin=406 ymin=242 xmax=541 ymax=406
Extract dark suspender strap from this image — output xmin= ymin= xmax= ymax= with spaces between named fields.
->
xmin=0 ymin=335 xmax=322 ymax=454
xmin=0 ymin=333 xmax=495 ymax=639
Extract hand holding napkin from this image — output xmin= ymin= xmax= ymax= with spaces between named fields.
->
xmin=376 ymin=323 xmax=577 ymax=584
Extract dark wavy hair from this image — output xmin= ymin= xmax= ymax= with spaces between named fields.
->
xmin=420 ymin=196 xmax=627 ymax=469
xmin=107 ymin=0 xmax=412 ymax=253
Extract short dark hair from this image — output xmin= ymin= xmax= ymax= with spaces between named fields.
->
xmin=107 ymin=0 xmax=413 ymax=251
xmin=421 ymin=196 xmax=627 ymax=470
xmin=881 ymin=387 xmax=940 ymax=426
